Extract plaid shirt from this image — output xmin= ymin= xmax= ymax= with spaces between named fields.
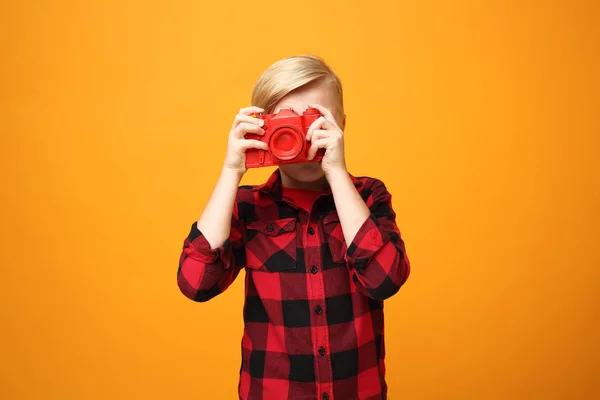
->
xmin=178 ymin=169 xmax=410 ymax=400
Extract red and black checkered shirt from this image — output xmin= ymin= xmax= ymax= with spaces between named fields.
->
xmin=178 ymin=169 xmax=410 ymax=400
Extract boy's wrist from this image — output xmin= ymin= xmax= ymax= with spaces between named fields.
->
xmin=324 ymin=166 xmax=349 ymax=181
xmin=221 ymin=166 xmax=244 ymax=183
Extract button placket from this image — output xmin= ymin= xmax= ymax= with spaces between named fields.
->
xmin=304 ymin=214 xmax=333 ymax=394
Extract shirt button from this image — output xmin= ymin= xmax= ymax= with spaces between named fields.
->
xmin=322 ymin=394 xmax=329 ymax=400
xmin=318 ymin=347 xmax=326 ymax=356
xmin=308 ymin=226 xmax=315 ymax=235
xmin=266 ymin=224 xmax=274 ymax=232
xmin=310 ymin=266 xmax=318 ymax=274
xmin=315 ymin=305 xmax=323 ymax=315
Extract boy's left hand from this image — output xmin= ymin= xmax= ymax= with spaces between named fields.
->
xmin=306 ymin=103 xmax=347 ymax=175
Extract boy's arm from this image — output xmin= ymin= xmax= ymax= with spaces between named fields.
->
xmin=177 ymin=168 xmax=246 ymax=302
xmin=328 ymin=169 xmax=410 ymax=301
xmin=177 ymin=105 xmax=266 ymax=302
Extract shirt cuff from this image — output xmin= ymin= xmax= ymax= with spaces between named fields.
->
xmin=345 ymin=215 xmax=391 ymax=272
xmin=185 ymin=221 xmax=232 ymax=268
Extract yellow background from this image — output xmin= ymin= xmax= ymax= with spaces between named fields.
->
xmin=1 ymin=0 xmax=599 ymax=398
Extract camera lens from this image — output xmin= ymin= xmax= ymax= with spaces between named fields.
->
xmin=269 ymin=126 xmax=304 ymax=161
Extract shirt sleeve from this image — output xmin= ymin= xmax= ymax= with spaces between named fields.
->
xmin=177 ymin=191 xmax=246 ymax=302
xmin=345 ymin=180 xmax=410 ymax=301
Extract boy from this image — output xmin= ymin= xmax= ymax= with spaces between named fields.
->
xmin=177 ymin=55 xmax=410 ymax=400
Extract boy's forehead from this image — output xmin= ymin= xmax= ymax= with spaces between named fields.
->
xmin=274 ymin=86 xmax=338 ymax=113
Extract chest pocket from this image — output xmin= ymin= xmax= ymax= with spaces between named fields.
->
xmin=245 ymin=218 xmax=297 ymax=272
xmin=321 ymin=212 xmax=347 ymax=265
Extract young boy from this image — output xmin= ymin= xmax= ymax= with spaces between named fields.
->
xmin=177 ymin=55 xmax=410 ymax=400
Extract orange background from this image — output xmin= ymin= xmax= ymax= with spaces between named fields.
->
xmin=1 ymin=0 xmax=599 ymax=399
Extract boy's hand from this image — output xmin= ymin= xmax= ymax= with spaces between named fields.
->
xmin=223 ymin=106 xmax=269 ymax=174
xmin=305 ymin=104 xmax=347 ymax=176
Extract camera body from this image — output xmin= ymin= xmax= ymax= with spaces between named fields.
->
xmin=245 ymin=108 xmax=324 ymax=168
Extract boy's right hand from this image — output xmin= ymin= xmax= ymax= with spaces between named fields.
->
xmin=223 ymin=106 xmax=268 ymax=174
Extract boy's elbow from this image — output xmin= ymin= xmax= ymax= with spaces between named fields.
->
xmin=190 ymin=291 xmax=215 ymax=303
xmin=367 ymin=277 xmax=401 ymax=301
xmin=365 ymin=258 xmax=409 ymax=301
xmin=177 ymin=275 xmax=218 ymax=303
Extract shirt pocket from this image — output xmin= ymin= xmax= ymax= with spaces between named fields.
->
xmin=245 ymin=217 xmax=297 ymax=272
xmin=321 ymin=212 xmax=347 ymax=265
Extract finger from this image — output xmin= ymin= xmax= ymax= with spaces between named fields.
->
xmin=240 ymin=139 xmax=269 ymax=151
xmin=234 ymin=122 xmax=265 ymax=138
xmin=310 ymin=129 xmax=333 ymax=142
xmin=308 ymin=103 xmax=337 ymax=125
xmin=306 ymin=116 xmax=328 ymax=141
xmin=233 ymin=114 xmax=264 ymax=129
xmin=238 ymin=106 xmax=264 ymax=116
xmin=307 ymin=138 xmax=329 ymax=160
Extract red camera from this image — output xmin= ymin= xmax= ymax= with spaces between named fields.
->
xmin=245 ymin=108 xmax=324 ymax=168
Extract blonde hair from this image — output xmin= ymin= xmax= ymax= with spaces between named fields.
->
xmin=251 ymin=54 xmax=344 ymax=119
